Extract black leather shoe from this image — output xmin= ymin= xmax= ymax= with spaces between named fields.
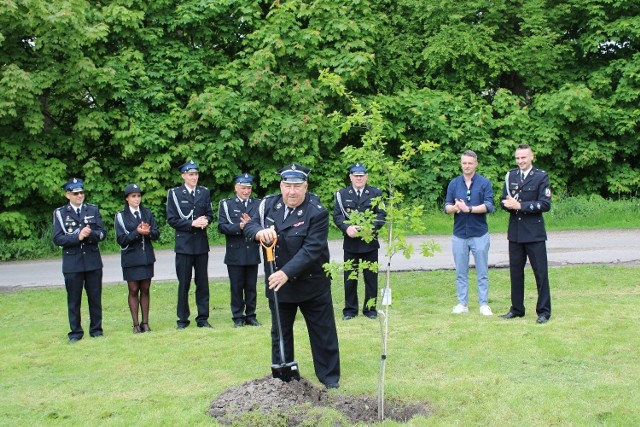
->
xmin=233 ymin=320 xmax=244 ymax=328
xmin=325 ymin=383 xmax=339 ymax=389
xmin=499 ymin=311 xmax=524 ymax=319
xmin=197 ymin=321 xmax=212 ymax=328
xmin=365 ymin=313 xmax=377 ymax=320
xmin=245 ymin=318 xmax=261 ymax=326
xmin=69 ymin=337 xmax=81 ymax=343
xmin=536 ymin=315 xmax=550 ymax=324
xmin=343 ymin=315 xmax=356 ymax=320
xmin=176 ymin=324 xmax=188 ymax=330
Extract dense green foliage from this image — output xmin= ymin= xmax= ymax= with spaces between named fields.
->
xmin=1 ymin=0 xmax=638 ymax=243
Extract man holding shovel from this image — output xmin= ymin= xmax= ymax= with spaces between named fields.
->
xmin=244 ymin=163 xmax=341 ymax=389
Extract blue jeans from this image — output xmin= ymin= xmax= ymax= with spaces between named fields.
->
xmin=452 ymin=233 xmax=490 ymax=305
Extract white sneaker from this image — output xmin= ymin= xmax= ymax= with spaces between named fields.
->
xmin=451 ymin=304 xmax=469 ymax=314
xmin=479 ymin=305 xmax=493 ymax=316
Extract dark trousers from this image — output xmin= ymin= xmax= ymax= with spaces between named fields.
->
xmin=508 ymin=241 xmax=552 ymax=317
xmin=175 ymin=253 xmax=210 ymax=326
xmin=64 ymin=269 xmax=103 ymax=339
xmin=227 ymin=264 xmax=259 ymax=321
xmin=269 ymin=290 xmax=340 ymax=385
xmin=343 ymin=249 xmax=378 ymax=317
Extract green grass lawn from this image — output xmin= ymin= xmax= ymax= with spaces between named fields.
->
xmin=1 ymin=266 xmax=639 ymax=426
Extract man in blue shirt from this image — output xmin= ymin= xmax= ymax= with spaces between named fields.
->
xmin=444 ymin=150 xmax=495 ymax=315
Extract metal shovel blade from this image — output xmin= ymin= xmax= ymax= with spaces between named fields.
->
xmin=271 ymin=361 xmax=301 ymax=382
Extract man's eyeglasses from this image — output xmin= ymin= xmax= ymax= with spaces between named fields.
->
xmin=466 ymin=189 xmax=471 ymax=202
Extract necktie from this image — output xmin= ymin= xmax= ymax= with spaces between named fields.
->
xmin=283 ymin=207 xmax=291 ymax=222
xmin=134 ymin=211 xmax=141 ymax=223
xmin=357 ymin=190 xmax=362 ymax=198
xmin=76 ymin=208 xmax=81 ymax=216
xmin=191 ymin=190 xmax=195 ymax=199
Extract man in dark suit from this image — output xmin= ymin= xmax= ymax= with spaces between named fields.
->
xmin=244 ymin=163 xmax=340 ymax=389
xmin=218 ymin=173 xmax=262 ymax=328
xmin=53 ymin=178 xmax=106 ymax=342
xmin=333 ymin=163 xmax=386 ymax=320
xmin=167 ymin=160 xmax=214 ymax=329
xmin=500 ymin=144 xmax=552 ymax=324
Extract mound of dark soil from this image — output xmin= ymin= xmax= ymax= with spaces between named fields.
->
xmin=209 ymin=375 xmax=430 ymax=426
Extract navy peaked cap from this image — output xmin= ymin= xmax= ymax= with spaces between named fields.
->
xmin=277 ymin=163 xmax=310 ymax=183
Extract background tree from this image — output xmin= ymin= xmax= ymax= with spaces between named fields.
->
xmin=1 ymin=0 xmax=638 ymax=253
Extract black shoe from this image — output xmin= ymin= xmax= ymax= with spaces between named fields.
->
xmin=197 ymin=321 xmax=212 ymax=328
xmin=176 ymin=324 xmax=188 ymax=330
xmin=365 ymin=313 xmax=377 ymax=320
xmin=499 ymin=311 xmax=524 ymax=320
xmin=69 ymin=337 xmax=81 ymax=343
xmin=90 ymin=333 xmax=104 ymax=338
xmin=325 ymin=383 xmax=339 ymax=389
xmin=133 ymin=324 xmax=142 ymax=334
xmin=536 ymin=315 xmax=550 ymax=324
xmin=343 ymin=315 xmax=356 ymax=320
xmin=233 ymin=320 xmax=245 ymax=328
xmin=245 ymin=318 xmax=261 ymax=326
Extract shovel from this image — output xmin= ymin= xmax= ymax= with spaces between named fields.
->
xmin=261 ymin=238 xmax=301 ymax=382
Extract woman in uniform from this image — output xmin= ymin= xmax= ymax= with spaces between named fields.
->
xmin=115 ymin=184 xmax=160 ymax=333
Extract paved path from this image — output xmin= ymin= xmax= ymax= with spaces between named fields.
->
xmin=1 ymin=229 xmax=638 ymax=292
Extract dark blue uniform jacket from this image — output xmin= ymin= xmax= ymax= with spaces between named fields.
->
xmin=114 ymin=206 xmax=160 ymax=268
xmin=501 ymin=167 xmax=551 ymax=243
xmin=333 ymin=185 xmax=386 ymax=253
xmin=53 ymin=203 xmax=105 ymax=273
xmin=218 ymin=196 xmax=261 ymax=266
xmin=166 ymin=184 xmax=213 ymax=255
xmin=244 ymin=192 xmax=331 ymax=303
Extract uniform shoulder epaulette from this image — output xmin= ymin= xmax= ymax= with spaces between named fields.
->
xmin=85 ymin=203 xmax=98 ymax=207
xmin=308 ymin=193 xmax=326 ymax=211
xmin=509 ymin=168 xmax=518 ymax=172
xmin=263 ymin=193 xmax=279 ymax=200
xmin=198 ymin=185 xmax=209 ymax=190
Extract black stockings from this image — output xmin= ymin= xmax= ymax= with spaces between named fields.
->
xmin=128 ymin=279 xmax=152 ymax=326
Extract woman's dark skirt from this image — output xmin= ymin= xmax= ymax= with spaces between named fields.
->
xmin=123 ymin=265 xmax=154 ymax=282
